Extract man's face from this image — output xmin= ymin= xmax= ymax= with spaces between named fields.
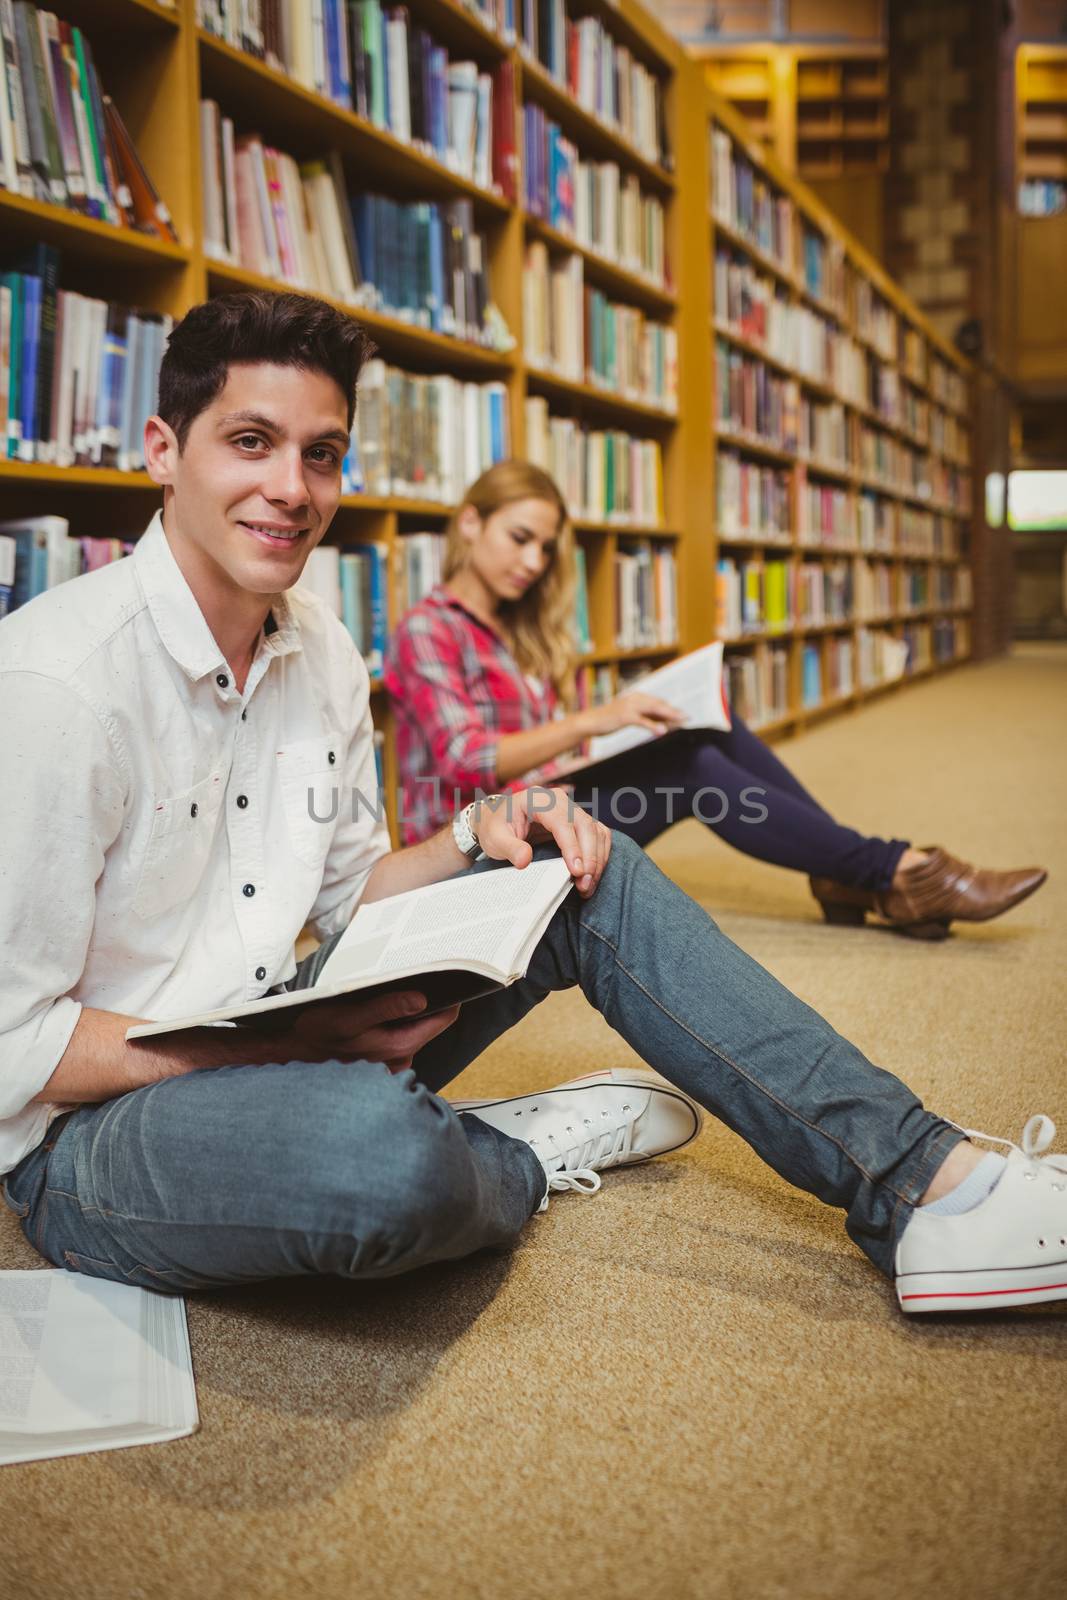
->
xmin=151 ymin=361 xmax=350 ymax=601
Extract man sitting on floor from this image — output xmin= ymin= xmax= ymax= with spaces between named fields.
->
xmin=0 ymin=290 xmax=1062 ymax=1316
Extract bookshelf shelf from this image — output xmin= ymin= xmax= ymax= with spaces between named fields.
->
xmin=0 ymin=191 xmax=190 ymax=267
xmin=525 ymin=366 xmax=678 ymax=427
xmin=519 ymin=55 xmax=676 ymax=194
xmin=524 ymin=215 xmax=676 ymax=315
xmin=197 ymin=30 xmax=513 ymax=219
xmin=0 ymin=462 xmax=157 ymax=489
xmin=573 ymin=520 xmax=680 ymax=538
xmin=56 ymin=0 xmax=180 ymax=32
xmin=413 ymin=0 xmax=513 ymax=60
xmin=205 ymin=259 xmax=517 ymax=377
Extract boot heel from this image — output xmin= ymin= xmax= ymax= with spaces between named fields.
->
xmin=818 ymin=901 xmax=866 ymax=927
xmin=893 ymin=918 xmax=952 ymax=942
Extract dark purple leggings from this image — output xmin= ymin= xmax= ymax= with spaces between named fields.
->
xmin=570 ymin=715 xmax=909 ymax=893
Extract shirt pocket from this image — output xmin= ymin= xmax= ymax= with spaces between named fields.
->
xmin=276 ymin=733 xmax=341 ymax=869
xmin=132 ymin=770 xmax=225 ymax=920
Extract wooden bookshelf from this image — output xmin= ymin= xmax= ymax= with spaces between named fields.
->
xmin=3 ymin=0 xmax=975 ymax=825
xmin=1015 ymin=45 xmax=1067 ymax=384
xmin=704 ymin=87 xmax=973 ymax=731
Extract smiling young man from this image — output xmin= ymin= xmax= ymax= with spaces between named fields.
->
xmin=0 ymin=289 xmax=1063 ymax=1316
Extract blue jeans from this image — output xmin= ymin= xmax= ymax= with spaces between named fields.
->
xmin=1 ymin=835 xmax=961 ymax=1292
xmin=572 ymin=717 xmax=910 ymax=892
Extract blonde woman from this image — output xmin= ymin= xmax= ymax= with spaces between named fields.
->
xmin=384 ymin=460 xmax=1045 ymax=939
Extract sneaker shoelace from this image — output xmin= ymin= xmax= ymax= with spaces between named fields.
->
xmin=533 ymin=1105 xmax=639 ymax=1211
xmin=957 ymin=1113 xmax=1067 ymax=1184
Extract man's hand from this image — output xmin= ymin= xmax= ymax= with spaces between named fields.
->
xmin=271 ymin=990 xmax=460 ymax=1074
xmin=473 ymin=787 xmax=612 ymax=897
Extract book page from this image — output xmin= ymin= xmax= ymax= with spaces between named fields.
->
xmin=0 ymin=1270 xmax=197 ymax=1465
xmin=582 ymin=642 xmax=730 ymax=767
xmin=317 ymin=857 xmax=573 ymax=988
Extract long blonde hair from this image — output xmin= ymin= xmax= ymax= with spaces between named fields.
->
xmin=444 ymin=459 xmax=577 ymax=703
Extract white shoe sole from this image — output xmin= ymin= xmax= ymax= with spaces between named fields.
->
xmin=451 ymin=1066 xmax=703 ymax=1156
xmin=896 ymin=1258 xmax=1067 ymax=1313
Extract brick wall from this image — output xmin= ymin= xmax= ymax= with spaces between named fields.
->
xmin=886 ymin=0 xmax=1015 ymax=658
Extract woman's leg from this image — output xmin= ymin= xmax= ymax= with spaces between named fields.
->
xmin=572 ymin=733 xmax=909 ymax=892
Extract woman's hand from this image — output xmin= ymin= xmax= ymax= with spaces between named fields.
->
xmin=582 ymin=692 xmax=687 ymax=739
xmin=473 ymin=787 xmax=611 ymax=898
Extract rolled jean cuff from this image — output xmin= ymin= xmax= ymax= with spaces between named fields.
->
xmin=871 ymin=1119 xmax=970 ymax=1273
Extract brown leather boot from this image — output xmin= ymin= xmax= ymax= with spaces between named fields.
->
xmin=811 ymin=851 xmax=1047 ymax=940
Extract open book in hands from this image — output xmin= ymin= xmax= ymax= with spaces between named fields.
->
xmin=562 ymin=641 xmax=731 ymax=779
xmin=125 ymin=858 xmax=574 ymax=1042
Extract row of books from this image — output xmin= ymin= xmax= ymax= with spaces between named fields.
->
xmin=797 ymin=482 xmax=854 ymax=549
xmin=0 ymin=2 xmax=176 ymax=240
xmin=200 ymin=112 xmax=504 ymax=347
xmin=723 ymin=640 xmax=789 ymax=728
xmin=522 ymin=242 xmax=677 ymax=406
xmin=902 ymin=617 xmax=970 ymax=672
xmin=519 ymin=2 xmax=670 ymax=170
xmin=857 ymin=425 xmax=971 ymax=510
xmin=709 ymin=128 xmax=794 ymax=270
xmin=575 ymin=658 xmax=614 ymax=709
xmin=715 ymin=254 xmax=860 ymax=396
xmin=710 ymin=130 xmax=969 ymax=418
xmin=1 ymin=249 xmax=171 ymax=468
xmin=615 ymin=541 xmax=677 ymax=651
xmin=1018 ymin=179 xmax=1067 ymax=216
xmin=715 ymin=556 xmax=792 ymax=639
xmin=525 ymin=396 xmax=664 ymax=526
xmin=800 ymin=224 xmax=847 ymax=315
xmin=899 ymin=507 xmax=964 ymax=560
xmin=197 ymin=1 xmax=518 ymax=200
xmin=0 ymin=514 xmax=133 ymax=615
xmin=348 ymin=359 xmax=509 ymax=501
xmin=795 ymin=559 xmax=853 ymax=627
xmin=716 ymin=257 xmax=968 ymax=453
xmin=523 ymin=105 xmax=669 ymax=286
xmin=716 ymin=451 xmax=791 ymax=544
xmin=300 ymin=539 xmax=389 ymax=674
xmin=812 ymin=636 xmax=857 ymax=707
xmin=853 ymin=281 xmax=897 ymax=363
xmin=715 ymin=552 xmax=969 ymax=640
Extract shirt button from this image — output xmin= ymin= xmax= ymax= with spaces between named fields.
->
xmin=255 ymin=965 xmax=266 ymax=982
xmin=242 ymin=883 xmax=255 ymax=897
xmin=190 ymin=802 xmax=198 ymax=818
xmin=328 ymin=750 xmax=336 ymax=764
xmin=236 ymin=794 xmax=249 ymax=809
xmin=216 ymin=673 xmax=229 ymax=688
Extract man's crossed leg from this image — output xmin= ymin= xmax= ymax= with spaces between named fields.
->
xmin=4 ymin=835 xmax=1064 ymax=1315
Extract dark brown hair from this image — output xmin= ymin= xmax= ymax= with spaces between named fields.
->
xmin=158 ymin=290 xmax=375 ymax=450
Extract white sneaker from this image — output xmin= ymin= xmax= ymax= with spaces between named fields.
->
xmin=896 ymin=1115 xmax=1067 ymax=1313
xmin=451 ymin=1067 xmax=703 ymax=1210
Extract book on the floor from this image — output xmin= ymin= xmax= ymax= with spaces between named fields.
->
xmin=125 ymin=857 xmax=574 ymax=1041
xmin=563 ymin=642 xmax=732 ymax=777
xmin=0 ymin=1269 xmax=197 ymax=1467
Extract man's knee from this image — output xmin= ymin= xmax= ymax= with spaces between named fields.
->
xmin=286 ymin=1064 xmax=479 ymax=1260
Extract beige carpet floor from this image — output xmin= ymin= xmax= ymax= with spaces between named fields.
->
xmin=2 ymin=645 xmax=1065 ymax=1600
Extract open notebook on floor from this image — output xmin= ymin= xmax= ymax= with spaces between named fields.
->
xmin=126 ymin=856 xmax=574 ymax=1042
xmin=0 ymin=1270 xmax=197 ymax=1467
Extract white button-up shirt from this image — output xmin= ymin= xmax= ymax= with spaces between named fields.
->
xmin=0 ymin=511 xmax=390 ymax=1175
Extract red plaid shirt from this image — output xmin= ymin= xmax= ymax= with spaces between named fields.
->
xmin=384 ymin=586 xmax=561 ymax=844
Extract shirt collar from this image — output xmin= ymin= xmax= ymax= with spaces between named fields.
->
xmin=133 ymin=511 xmax=303 ymax=682
xmin=428 ymin=583 xmax=508 ymax=645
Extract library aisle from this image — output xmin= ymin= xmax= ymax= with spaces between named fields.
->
xmin=2 ymin=643 xmax=1065 ymax=1600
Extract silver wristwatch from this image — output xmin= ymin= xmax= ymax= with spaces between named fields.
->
xmin=452 ymin=795 xmax=505 ymax=860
